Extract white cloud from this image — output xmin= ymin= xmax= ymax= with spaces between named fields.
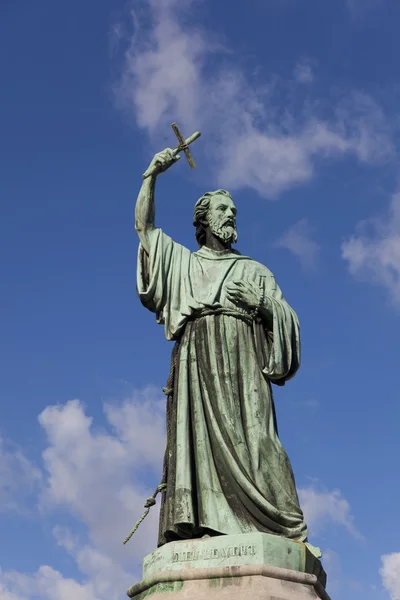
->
xmin=52 ymin=526 xmax=134 ymax=600
xmin=0 ymin=387 xmax=167 ymax=600
xmin=38 ymin=388 xmax=166 ymax=564
xmin=293 ymin=59 xmax=315 ymax=84
xmin=381 ymin=553 xmax=400 ymax=599
xmin=114 ymin=1 xmax=394 ymax=198
xmin=0 ymin=435 xmax=42 ymax=514
xmin=342 ymin=189 xmax=400 ymax=305
xmin=298 ymin=486 xmax=363 ymax=540
xmin=0 ymin=573 xmax=27 ymax=600
xmin=275 ymin=218 xmax=320 ymax=270
xmin=116 ymin=0 xmax=207 ymax=134
xmin=0 ymin=566 xmax=96 ymax=600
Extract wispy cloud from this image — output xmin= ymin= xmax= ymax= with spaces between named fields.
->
xmin=0 ymin=435 xmax=42 ymax=514
xmin=342 ymin=189 xmax=400 ymax=306
xmin=275 ymin=218 xmax=320 ymax=271
xmin=298 ymin=485 xmax=363 ymax=540
xmin=322 ymin=549 xmax=342 ymax=595
xmin=380 ymin=552 xmax=400 ymax=599
xmin=114 ymin=0 xmax=394 ymax=198
xmin=293 ymin=59 xmax=315 ymax=84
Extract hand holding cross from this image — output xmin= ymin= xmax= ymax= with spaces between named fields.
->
xmin=142 ymin=123 xmax=201 ymax=179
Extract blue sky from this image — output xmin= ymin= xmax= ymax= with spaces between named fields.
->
xmin=1 ymin=0 xmax=400 ymax=598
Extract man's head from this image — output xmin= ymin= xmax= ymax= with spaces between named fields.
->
xmin=193 ymin=190 xmax=238 ymax=247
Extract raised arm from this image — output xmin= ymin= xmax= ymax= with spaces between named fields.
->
xmin=135 ymin=148 xmax=180 ymax=254
xmin=135 ymin=176 xmax=156 ymax=255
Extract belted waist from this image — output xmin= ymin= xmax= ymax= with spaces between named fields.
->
xmin=189 ymin=306 xmax=257 ymax=326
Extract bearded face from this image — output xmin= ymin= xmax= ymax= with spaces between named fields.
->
xmin=208 ymin=214 xmax=238 ymax=244
xmin=207 ymin=195 xmax=238 ymax=245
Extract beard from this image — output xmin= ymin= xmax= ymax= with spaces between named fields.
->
xmin=208 ymin=215 xmax=238 ymax=245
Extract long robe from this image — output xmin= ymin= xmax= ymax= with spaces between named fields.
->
xmin=137 ymin=229 xmax=308 ymax=546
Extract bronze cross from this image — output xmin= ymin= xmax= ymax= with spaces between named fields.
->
xmin=142 ymin=123 xmax=201 ymax=179
xmin=171 ymin=122 xmax=200 ymax=169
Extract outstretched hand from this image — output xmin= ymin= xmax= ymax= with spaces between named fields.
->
xmin=226 ymin=280 xmax=263 ymax=311
xmin=142 ymin=148 xmax=181 ymax=179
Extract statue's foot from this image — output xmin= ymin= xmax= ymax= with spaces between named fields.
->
xmin=305 ymin=542 xmax=322 ymax=559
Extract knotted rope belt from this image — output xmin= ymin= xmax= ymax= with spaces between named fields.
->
xmin=190 ymin=305 xmax=258 ymax=325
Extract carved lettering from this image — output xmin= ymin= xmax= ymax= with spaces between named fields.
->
xmin=171 ymin=545 xmax=258 ymax=563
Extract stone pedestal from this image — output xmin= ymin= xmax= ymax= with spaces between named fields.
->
xmin=127 ymin=533 xmax=330 ymax=600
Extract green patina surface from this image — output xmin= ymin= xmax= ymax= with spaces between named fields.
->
xmin=135 ymin=148 xmax=320 ymax=553
xmin=129 ymin=147 xmax=326 ymax=600
xmin=143 ymin=532 xmax=325 ymax=586
xmin=134 ymin=581 xmax=184 ymax=600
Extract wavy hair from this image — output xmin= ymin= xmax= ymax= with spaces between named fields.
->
xmin=193 ymin=189 xmax=233 ymax=246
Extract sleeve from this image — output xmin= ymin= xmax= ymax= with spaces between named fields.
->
xmin=136 ymin=228 xmax=192 ymax=340
xmin=258 ymin=272 xmax=301 ymax=385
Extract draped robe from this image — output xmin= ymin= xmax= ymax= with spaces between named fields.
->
xmin=137 ymin=228 xmax=308 ymax=546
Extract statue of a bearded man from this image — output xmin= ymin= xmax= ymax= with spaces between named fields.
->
xmin=135 ymin=148 xmax=320 ymax=558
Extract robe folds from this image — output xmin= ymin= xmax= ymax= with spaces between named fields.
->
xmin=137 ymin=228 xmax=308 ymax=546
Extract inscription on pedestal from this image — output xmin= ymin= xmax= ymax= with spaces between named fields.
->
xmin=172 ymin=544 xmax=257 ymax=563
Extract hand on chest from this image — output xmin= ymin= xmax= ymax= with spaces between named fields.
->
xmin=191 ymin=258 xmax=260 ymax=307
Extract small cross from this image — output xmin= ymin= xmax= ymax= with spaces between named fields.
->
xmin=171 ymin=122 xmax=200 ymax=169
xmin=142 ymin=123 xmax=201 ymax=179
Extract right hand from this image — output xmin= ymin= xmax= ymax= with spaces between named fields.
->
xmin=142 ymin=148 xmax=181 ymax=179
